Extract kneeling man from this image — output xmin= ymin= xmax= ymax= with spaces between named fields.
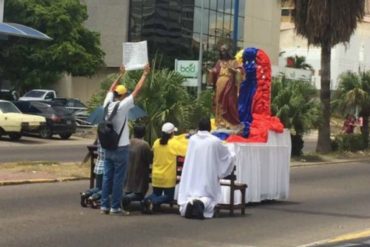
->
xmin=178 ymin=118 xmax=235 ymax=219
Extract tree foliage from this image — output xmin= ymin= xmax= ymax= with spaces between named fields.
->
xmin=0 ymin=0 xmax=105 ymax=92
xmin=272 ymin=76 xmax=320 ymax=156
xmin=333 ymin=70 xmax=370 ymax=148
xmin=88 ymin=65 xmax=213 ymax=144
xmin=272 ymin=76 xmax=320 ymax=136
xmin=294 ymin=0 xmax=365 ymax=46
xmin=293 ymin=0 xmax=365 ymax=153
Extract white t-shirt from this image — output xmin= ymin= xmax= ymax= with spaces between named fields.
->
xmin=103 ymin=92 xmax=134 ymax=147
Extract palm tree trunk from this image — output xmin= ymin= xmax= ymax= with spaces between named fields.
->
xmin=316 ymin=41 xmax=332 ymax=153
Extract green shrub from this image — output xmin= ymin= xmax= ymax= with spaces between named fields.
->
xmin=334 ymin=134 xmax=366 ymax=151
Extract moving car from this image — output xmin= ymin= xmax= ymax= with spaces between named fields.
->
xmin=19 ymin=89 xmax=57 ymax=101
xmin=0 ymin=100 xmax=46 ymax=140
xmin=14 ymin=101 xmax=76 ymax=139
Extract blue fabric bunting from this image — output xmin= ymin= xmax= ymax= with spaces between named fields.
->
xmin=238 ymin=47 xmax=258 ymax=137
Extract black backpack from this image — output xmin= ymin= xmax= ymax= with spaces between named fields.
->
xmin=97 ymin=102 xmax=127 ymax=150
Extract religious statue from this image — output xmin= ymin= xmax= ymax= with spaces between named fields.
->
xmin=208 ymin=44 xmax=241 ymax=129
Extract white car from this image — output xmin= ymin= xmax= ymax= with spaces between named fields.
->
xmin=19 ymin=89 xmax=57 ymax=101
xmin=0 ymin=100 xmax=46 ymax=140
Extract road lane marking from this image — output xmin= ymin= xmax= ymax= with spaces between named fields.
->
xmin=299 ymin=229 xmax=370 ymax=246
xmin=326 ymin=229 xmax=370 ymax=243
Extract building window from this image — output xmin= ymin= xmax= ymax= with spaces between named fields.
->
xmin=129 ymin=0 xmax=245 ymax=65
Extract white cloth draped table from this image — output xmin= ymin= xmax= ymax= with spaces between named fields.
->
xmin=175 ymin=129 xmax=291 ymax=205
xmin=220 ymin=129 xmax=291 ymax=204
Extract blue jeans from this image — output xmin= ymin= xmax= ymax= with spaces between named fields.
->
xmin=101 ymin=146 xmax=129 ymax=211
xmin=145 ymin=187 xmax=175 ymax=205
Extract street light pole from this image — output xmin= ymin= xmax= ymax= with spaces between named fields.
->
xmin=197 ymin=0 xmax=204 ymax=97
xmin=233 ymin=0 xmax=240 ymax=54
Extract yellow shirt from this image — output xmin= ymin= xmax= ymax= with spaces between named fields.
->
xmin=152 ymin=135 xmax=188 ymax=188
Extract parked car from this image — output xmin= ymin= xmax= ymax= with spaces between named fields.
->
xmin=0 ymin=89 xmax=19 ymax=101
xmin=19 ymin=89 xmax=57 ymax=101
xmin=0 ymin=100 xmax=46 ymax=140
xmin=50 ymin=98 xmax=90 ymax=127
xmin=14 ymin=101 xmax=76 ymax=139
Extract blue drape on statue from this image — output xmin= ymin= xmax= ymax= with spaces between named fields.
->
xmin=238 ymin=48 xmax=258 ymax=137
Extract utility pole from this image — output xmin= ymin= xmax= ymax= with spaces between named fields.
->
xmin=197 ymin=0 xmax=204 ymax=97
xmin=233 ymin=0 xmax=240 ymax=54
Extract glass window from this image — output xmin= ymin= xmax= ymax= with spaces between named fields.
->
xmin=210 ymin=0 xmax=217 ymax=10
xmin=237 ymin=41 xmax=243 ymax=50
xmin=193 ymin=7 xmax=201 ymax=33
xmin=225 ymin=0 xmax=233 ymax=14
xmin=202 ymin=8 xmax=210 ymax=35
xmin=223 ymin=14 xmax=232 ymax=33
xmin=0 ymin=101 xmax=21 ymax=113
xmin=282 ymin=9 xmax=290 ymax=16
xmin=238 ymin=17 xmax=244 ymax=40
xmin=217 ymin=0 xmax=224 ymax=12
xmin=209 ymin=10 xmax=217 ymax=36
xmin=239 ymin=0 xmax=245 ymax=17
xmin=24 ymin=90 xmax=45 ymax=98
xmin=45 ymin=92 xmax=54 ymax=100
xmin=204 ymin=0 xmax=210 ymax=9
xmin=193 ymin=32 xmax=200 ymax=45
xmin=208 ymin=35 xmax=216 ymax=49
xmin=216 ymin=11 xmax=224 ymax=35
xmin=225 ymin=0 xmax=234 ymax=14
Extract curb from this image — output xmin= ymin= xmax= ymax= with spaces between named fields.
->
xmin=0 ymin=177 xmax=88 ymax=186
xmin=291 ymin=158 xmax=370 ymax=168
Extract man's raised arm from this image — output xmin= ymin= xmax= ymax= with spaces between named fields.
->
xmin=108 ymin=65 xmax=126 ymax=92
xmin=131 ymin=64 xmax=151 ymax=98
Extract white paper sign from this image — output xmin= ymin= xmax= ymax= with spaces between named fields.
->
xmin=122 ymin=41 xmax=148 ymax=71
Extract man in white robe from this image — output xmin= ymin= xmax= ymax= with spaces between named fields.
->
xmin=178 ymin=118 xmax=235 ymax=219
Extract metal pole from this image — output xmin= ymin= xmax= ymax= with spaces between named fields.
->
xmin=233 ymin=0 xmax=240 ymax=54
xmin=197 ymin=0 xmax=204 ymax=97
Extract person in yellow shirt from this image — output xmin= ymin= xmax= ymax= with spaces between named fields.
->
xmin=141 ymin=122 xmax=187 ymax=214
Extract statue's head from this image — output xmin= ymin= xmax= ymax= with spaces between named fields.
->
xmin=219 ymin=44 xmax=232 ymax=60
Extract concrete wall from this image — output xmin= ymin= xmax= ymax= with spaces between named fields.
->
xmin=53 ymin=68 xmax=115 ymax=103
xmin=279 ymin=22 xmax=370 ymax=90
xmin=244 ymin=0 xmax=281 ymax=65
xmin=81 ymin=0 xmax=129 ymax=67
xmin=55 ymin=1 xmax=129 ymax=102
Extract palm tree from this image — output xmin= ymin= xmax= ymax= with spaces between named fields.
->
xmin=272 ymin=76 xmax=320 ymax=156
xmin=333 ymin=71 xmax=370 ymax=148
xmin=293 ymin=0 xmax=365 ymax=153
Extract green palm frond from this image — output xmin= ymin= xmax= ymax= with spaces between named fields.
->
xmin=333 ymin=70 xmax=370 ymax=116
xmin=272 ymin=76 xmax=320 ymax=135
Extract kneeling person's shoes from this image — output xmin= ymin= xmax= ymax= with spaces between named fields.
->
xmin=184 ymin=201 xmax=194 ymax=219
xmin=192 ymin=200 xmax=205 ymax=220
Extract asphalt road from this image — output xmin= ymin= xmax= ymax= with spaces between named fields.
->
xmin=1 ymin=161 xmax=370 ymax=247
xmin=0 ymin=135 xmax=93 ymax=163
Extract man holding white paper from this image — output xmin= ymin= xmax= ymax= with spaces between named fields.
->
xmin=123 ymin=41 xmax=149 ymax=71
xmin=100 ymin=63 xmax=150 ymax=216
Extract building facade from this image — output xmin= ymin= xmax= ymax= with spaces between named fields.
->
xmin=56 ymin=0 xmax=281 ymax=102
xmin=279 ymin=0 xmax=370 ymax=90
